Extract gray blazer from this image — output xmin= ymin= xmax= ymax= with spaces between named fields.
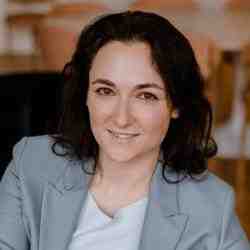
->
xmin=0 ymin=136 xmax=249 ymax=250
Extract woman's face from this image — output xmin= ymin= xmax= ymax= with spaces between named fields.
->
xmin=86 ymin=41 xmax=178 ymax=164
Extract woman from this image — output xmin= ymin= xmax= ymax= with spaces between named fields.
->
xmin=0 ymin=10 xmax=249 ymax=250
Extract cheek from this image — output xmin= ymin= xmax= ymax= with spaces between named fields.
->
xmin=139 ymin=106 xmax=171 ymax=130
xmin=89 ymin=107 xmax=106 ymax=124
xmin=87 ymin=99 xmax=112 ymax=126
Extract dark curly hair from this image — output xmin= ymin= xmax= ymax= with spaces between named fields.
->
xmin=51 ymin=10 xmax=217 ymax=183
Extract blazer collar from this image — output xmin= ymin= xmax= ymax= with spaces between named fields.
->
xmin=52 ymin=157 xmax=183 ymax=216
xmin=40 ymin=157 xmax=188 ymax=250
xmin=38 ymin=157 xmax=93 ymax=250
xmin=138 ymin=161 xmax=189 ymax=250
xmin=49 ymin=156 xmax=94 ymax=193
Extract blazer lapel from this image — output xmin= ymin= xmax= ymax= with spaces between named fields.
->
xmin=139 ymin=162 xmax=189 ymax=250
xmin=39 ymin=158 xmax=94 ymax=250
xmin=38 ymin=156 xmax=188 ymax=250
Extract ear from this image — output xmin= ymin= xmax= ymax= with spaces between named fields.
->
xmin=171 ymin=109 xmax=179 ymax=119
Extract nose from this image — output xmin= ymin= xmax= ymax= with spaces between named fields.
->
xmin=112 ymin=98 xmax=133 ymax=128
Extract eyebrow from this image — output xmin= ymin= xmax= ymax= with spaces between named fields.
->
xmin=91 ymin=78 xmax=165 ymax=91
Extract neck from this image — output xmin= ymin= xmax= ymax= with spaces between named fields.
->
xmin=90 ymin=149 xmax=160 ymax=194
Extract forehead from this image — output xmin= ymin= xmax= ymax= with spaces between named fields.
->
xmin=89 ymin=41 xmax=165 ymax=89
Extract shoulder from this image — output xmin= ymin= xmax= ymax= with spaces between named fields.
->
xmin=13 ymin=135 xmax=54 ymax=156
xmin=10 ymin=135 xmax=70 ymax=185
xmin=13 ymin=135 xmax=60 ymax=163
xmin=172 ymin=171 xmax=250 ymax=248
xmin=178 ymin=171 xmax=235 ymax=226
xmin=180 ymin=171 xmax=233 ymax=207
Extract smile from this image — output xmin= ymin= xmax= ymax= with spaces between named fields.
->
xmin=107 ymin=129 xmax=140 ymax=139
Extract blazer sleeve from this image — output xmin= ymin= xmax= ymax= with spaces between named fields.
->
xmin=0 ymin=137 xmax=29 ymax=250
xmin=218 ymin=188 xmax=250 ymax=250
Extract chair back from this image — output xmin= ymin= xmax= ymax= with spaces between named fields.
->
xmin=36 ymin=3 xmax=109 ymax=71
xmin=129 ymin=0 xmax=198 ymax=11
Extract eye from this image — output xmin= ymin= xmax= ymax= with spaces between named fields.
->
xmin=95 ymin=87 xmax=114 ymax=96
xmin=138 ymin=92 xmax=159 ymax=101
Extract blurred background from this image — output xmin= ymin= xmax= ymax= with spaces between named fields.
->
xmin=0 ymin=0 xmax=249 ymax=239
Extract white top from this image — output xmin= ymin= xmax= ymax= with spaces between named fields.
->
xmin=68 ymin=191 xmax=148 ymax=250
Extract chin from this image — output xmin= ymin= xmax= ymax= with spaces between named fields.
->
xmin=98 ymin=144 xmax=136 ymax=161
xmin=108 ymin=152 xmax=140 ymax=163
xmin=103 ymin=146 xmax=154 ymax=164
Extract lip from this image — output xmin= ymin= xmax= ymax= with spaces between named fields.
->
xmin=107 ymin=129 xmax=140 ymax=136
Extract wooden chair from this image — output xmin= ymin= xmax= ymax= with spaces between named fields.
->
xmin=5 ymin=0 xmax=51 ymax=55
xmin=47 ymin=2 xmax=110 ymax=17
xmin=239 ymin=43 xmax=250 ymax=163
xmin=129 ymin=0 xmax=198 ymax=11
xmin=35 ymin=21 xmax=78 ymax=71
xmin=213 ymin=52 xmax=236 ymax=126
xmin=184 ymin=33 xmax=221 ymax=114
xmin=35 ymin=2 xmax=110 ymax=71
xmin=226 ymin=0 xmax=250 ymax=10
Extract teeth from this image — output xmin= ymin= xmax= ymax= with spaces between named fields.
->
xmin=114 ymin=133 xmax=135 ymax=138
xmin=109 ymin=130 xmax=138 ymax=139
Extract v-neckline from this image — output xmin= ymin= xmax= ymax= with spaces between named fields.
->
xmin=88 ymin=191 xmax=148 ymax=220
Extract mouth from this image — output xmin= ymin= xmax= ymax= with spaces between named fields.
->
xmin=107 ymin=129 xmax=140 ymax=139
